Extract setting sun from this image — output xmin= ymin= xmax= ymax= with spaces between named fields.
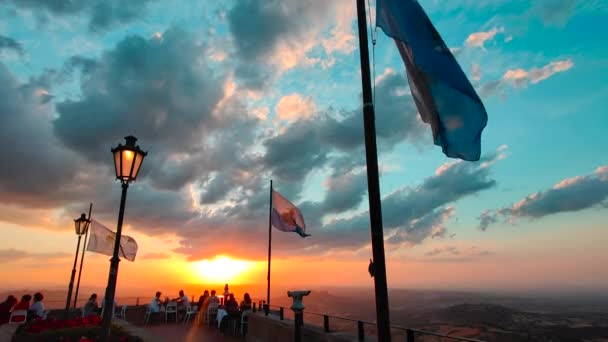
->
xmin=192 ymin=255 xmax=257 ymax=284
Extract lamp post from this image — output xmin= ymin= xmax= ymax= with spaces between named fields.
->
xmin=101 ymin=136 xmax=147 ymax=339
xmin=64 ymin=213 xmax=90 ymax=319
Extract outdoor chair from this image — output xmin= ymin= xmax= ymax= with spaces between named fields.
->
xmin=183 ymin=305 xmax=197 ymax=325
xmin=240 ymin=310 xmax=251 ymax=336
xmin=9 ymin=310 xmax=27 ymax=324
xmin=165 ymin=302 xmax=178 ymax=323
xmin=206 ymin=306 xmax=218 ymax=328
xmin=144 ymin=305 xmax=152 ymax=325
xmin=115 ymin=305 xmax=127 ymax=321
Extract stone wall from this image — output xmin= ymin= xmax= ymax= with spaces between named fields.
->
xmin=247 ymin=312 xmax=362 ymax=342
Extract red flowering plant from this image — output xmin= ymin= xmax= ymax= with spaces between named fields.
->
xmin=12 ymin=315 xmax=141 ymax=342
xmin=24 ymin=315 xmax=102 ymax=334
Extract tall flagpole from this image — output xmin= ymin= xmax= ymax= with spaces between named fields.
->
xmin=267 ymin=179 xmax=273 ymax=307
xmin=355 ymin=0 xmax=392 ymax=340
xmin=73 ymin=203 xmax=93 ymax=308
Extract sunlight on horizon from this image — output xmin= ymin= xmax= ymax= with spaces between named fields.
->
xmin=191 ymin=255 xmax=259 ymax=284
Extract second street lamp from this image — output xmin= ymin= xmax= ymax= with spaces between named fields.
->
xmin=64 ymin=213 xmax=89 ymax=319
xmin=101 ymin=136 xmax=147 ymax=339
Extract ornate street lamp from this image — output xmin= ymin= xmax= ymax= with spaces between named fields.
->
xmin=101 ymin=136 xmax=146 ymax=338
xmin=64 ymin=213 xmax=90 ymax=319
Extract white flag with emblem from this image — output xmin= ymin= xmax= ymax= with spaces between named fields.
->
xmin=86 ymin=219 xmax=138 ymax=262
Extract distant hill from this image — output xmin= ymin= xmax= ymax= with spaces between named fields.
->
xmin=436 ymin=303 xmax=520 ymax=327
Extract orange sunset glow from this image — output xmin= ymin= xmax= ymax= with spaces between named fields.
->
xmin=191 ymin=255 xmax=261 ymax=284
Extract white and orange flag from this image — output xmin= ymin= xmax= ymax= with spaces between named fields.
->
xmin=271 ymin=189 xmax=310 ymax=238
xmin=86 ymin=219 xmax=138 ymax=261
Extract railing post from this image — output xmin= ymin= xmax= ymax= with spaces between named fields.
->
xmin=264 ymin=304 xmax=269 ymax=316
xmin=406 ymin=329 xmax=415 ymax=342
xmin=358 ymin=321 xmax=365 ymax=341
xmin=279 ymin=307 xmax=284 ymax=320
xmin=136 ymin=297 xmax=139 ymax=306
xmin=323 ymin=315 xmax=330 ymax=333
xmin=253 ymin=302 xmax=256 ymax=312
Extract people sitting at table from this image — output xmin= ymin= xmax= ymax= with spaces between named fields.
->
xmin=28 ymin=292 xmax=45 ymax=320
xmin=83 ymin=293 xmax=99 ymax=317
xmin=197 ymin=290 xmax=209 ymax=312
xmin=172 ymin=290 xmax=189 ymax=314
xmin=13 ymin=294 xmax=32 ymax=311
xmin=150 ymin=291 xmax=162 ymax=313
xmin=240 ymin=293 xmax=252 ymax=312
xmin=0 ymin=295 xmax=17 ymax=324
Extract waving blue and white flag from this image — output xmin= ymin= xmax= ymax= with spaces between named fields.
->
xmin=377 ymin=0 xmax=488 ymax=161
xmin=271 ymin=190 xmax=310 ymax=238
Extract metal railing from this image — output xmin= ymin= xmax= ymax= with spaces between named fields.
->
xmin=259 ymin=304 xmax=484 ymax=342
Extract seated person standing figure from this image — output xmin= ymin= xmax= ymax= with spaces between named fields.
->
xmin=0 ymin=295 xmax=18 ymax=325
xmin=150 ymin=291 xmax=162 ymax=313
xmin=220 ymin=293 xmax=240 ymax=333
xmin=208 ymin=290 xmax=219 ymax=308
xmin=83 ymin=294 xmax=99 ymax=317
xmin=240 ymin=293 xmax=252 ymax=312
xmin=28 ymin=292 xmax=45 ymax=320
xmin=197 ymin=290 xmax=209 ymax=312
xmin=226 ymin=294 xmax=239 ymax=315
xmin=172 ymin=290 xmax=189 ymax=310
xmin=13 ymin=294 xmax=32 ymax=311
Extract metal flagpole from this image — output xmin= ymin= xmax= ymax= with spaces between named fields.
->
xmin=355 ymin=0 xmax=392 ymax=340
xmin=73 ymin=203 xmax=93 ymax=309
xmin=266 ymin=179 xmax=273 ymax=309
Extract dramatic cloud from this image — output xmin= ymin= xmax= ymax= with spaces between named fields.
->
xmin=322 ymin=171 xmax=368 ymax=214
xmin=307 ymin=147 xmax=507 ymax=252
xmin=424 ymin=245 xmax=494 ymax=262
xmin=479 ymin=165 xmax=608 ymax=230
xmin=4 ymin=0 xmax=155 ymax=31
xmin=503 ymin=60 xmax=574 ymax=86
xmin=227 ymin=0 xmax=356 ymax=88
xmin=480 ymin=59 xmax=574 ymax=97
xmin=0 ymin=35 xmax=24 ymax=56
xmin=465 ymin=27 xmax=504 ymax=48
xmin=0 ymin=248 xmax=70 ymax=263
xmin=275 ymin=94 xmax=316 ymax=121
xmin=0 ymin=63 xmax=98 ymax=208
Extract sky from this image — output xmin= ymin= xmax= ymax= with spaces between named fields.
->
xmin=0 ymin=0 xmax=607 ymax=297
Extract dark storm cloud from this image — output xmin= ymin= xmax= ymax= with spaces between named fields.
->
xmin=294 ymin=148 xmax=505 ymax=253
xmin=387 ymin=206 xmax=455 ymax=245
xmin=322 ymin=171 xmax=367 ymax=214
xmin=479 ymin=165 xmax=608 ymax=230
xmin=262 ymin=119 xmax=328 ymax=184
xmin=227 ymin=0 xmax=333 ymax=88
xmin=4 ymin=0 xmax=155 ymax=31
xmin=0 ymin=63 xmax=99 ymax=208
xmin=52 ymin=28 xmax=232 ymax=191
xmin=320 ymin=72 xmax=425 ymax=151
xmin=0 ymin=35 xmax=24 ymax=56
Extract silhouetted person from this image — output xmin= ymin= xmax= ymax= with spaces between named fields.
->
xmin=83 ymin=294 xmax=99 ymax=317
xmin=13 ymin=294 xmax=32 ymax=311
xmin=0 ymin=295 xmax=17 ymax=324
xmin=240 ymin=293 xmax=252 ymax=311
xmin=150 ymin=291 xmax=162 ymax=313
xmin=29 ymin=292 xmax=45 ymax=319
xmin=197 ymin=290 xmax=209 ymax=311
xmin=226 ymin=293 xmax=239 ymax=314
